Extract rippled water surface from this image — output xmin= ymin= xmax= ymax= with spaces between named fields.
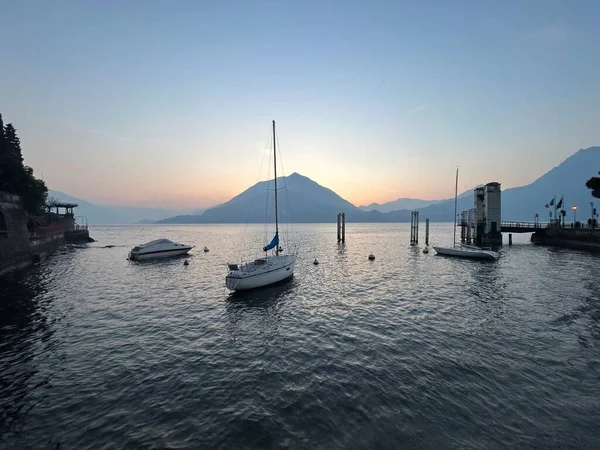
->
xmin=1 ymin=223 xmax=600 ymax=449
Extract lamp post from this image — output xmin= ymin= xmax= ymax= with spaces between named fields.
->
xmin=572 ymin=206 xmax=577 ymax=225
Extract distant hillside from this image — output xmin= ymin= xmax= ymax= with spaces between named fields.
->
xmin=411 ymin=147 xmax=600 ymax=221
xmin=359 ymin=198 xmax=440 ymax=213
xmin=501 ymin=146 xmax=600 ymax=221
xmin=48 ymin=190 xmax=188 ymax=224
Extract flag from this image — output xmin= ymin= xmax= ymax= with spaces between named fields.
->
xmin=556 ymin=197 xmax=563 ymax=209
xmin=545 ymin=198 xmax=555 ymax=208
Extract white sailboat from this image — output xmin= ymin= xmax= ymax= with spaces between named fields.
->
xmin=225 ymin=120 xmax=297 ymax=291
xmin=433 ymin=168 xmax=499 ymax=261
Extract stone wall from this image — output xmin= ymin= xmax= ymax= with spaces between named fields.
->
xmin=531 ymin=227 xmax=600 ymax=252
xmin=0 ymin=194 xmax=34 ymax=276
xmin=0 ymin=192 xmax=69 ymax=277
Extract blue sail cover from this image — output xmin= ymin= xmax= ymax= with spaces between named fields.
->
xmin=263 ymin=233 xmax=279 ymax=251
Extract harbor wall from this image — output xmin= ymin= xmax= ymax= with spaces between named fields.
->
xmin=531 ymin=228 xmax=600 ymax=252
xmin=0 ymin=192 xmax=67 ymax=277
xmin=0 ymin=193 xmax=35 ymax=276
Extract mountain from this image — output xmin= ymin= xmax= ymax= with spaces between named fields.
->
xmin=48 ymin=190 xmax=188 ymax=224
xmin=359 ymin=198 xmax=440 ymax=213
xmin=501 ymin=146 xmax=600 ymax=221
xmin=410 ymin=147 xmax=600 ymax=221
xmin=158 ymin=172 xmax=365 ymax=223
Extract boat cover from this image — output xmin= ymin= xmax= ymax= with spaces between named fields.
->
xmin=263 ymin=233 xmax=279 ymax=251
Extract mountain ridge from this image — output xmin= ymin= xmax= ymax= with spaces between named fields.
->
xmin=48 ymin=190 xmax=190 ymax=225
xmin=157 ymin=146 xmax=600 ymax=223
xmin=51 ymin=146 xmax=600 ymax=224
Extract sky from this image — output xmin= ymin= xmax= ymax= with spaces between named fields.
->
xmin=1 ymin=0 xmax=599 ymax=210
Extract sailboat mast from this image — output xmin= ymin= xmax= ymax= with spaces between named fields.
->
xmin=453 ymin=167 xmax=458 ymax=246
xmin=273 ymin=120 xmax=279 ymax=256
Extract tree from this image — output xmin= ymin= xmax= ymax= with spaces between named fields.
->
xmin=3 ymin=123 xmax=23 ymax=162
xmin=587 ymin=172 xmax=600 ymax=199
xmin=0 ymin=112 xmax=48 ymax=212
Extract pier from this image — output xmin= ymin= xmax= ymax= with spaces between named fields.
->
xmin=457 ymin=182 xmax=599 ymax=250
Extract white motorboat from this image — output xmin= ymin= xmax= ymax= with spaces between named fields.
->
xmin=128 ymin=238 xmax=193 ymax=261
xmin=433 ymin=167 xmax=499 ymax=261
xmin=226 ymin=120 xmax=297 ymax=291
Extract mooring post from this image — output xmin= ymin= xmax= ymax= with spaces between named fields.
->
xmin=410 ymin=210 xmax=419 ymax=245
xmin=466 ymin=210 xmax=472 ymax=243
xmin=509 ymin=233 xmax=513 ymax=245
xmin=341 ymin=213 xmax=346 ymax=243
xmin=337 ymin=213 xmax=341 ymax=242
xmin=425 ymin=218 xmax=430 ymax=245
xmin=416 ymin=211 xmax=419 ymax=244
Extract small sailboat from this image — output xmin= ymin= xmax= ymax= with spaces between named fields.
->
xmin=433 ymin=168 xmax=499 ymax=261
xmin=225 ymin=120 xmax=297 ymax=291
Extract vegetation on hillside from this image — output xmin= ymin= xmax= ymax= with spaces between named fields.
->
xmin=586 ymin=172 xmax=600 ymax=199
xmin=0 ymin=113 xmax=48 ymax=212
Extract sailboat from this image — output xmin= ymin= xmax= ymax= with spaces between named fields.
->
xmin=433 ymin=168 xmax=499 ymax=261
xmin=225 ymin=120 xmax=297 ymax=291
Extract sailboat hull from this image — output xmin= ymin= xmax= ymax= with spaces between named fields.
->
xmin=433 ymin=246 xmax=499 ymax=260
xmin=226 ymin=255 xmax=296 ymax=291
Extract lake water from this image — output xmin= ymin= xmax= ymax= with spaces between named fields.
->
xmin=1 ymin=223 xmax=599 ymax=449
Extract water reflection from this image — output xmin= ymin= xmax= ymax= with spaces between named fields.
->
xmin=226 ymin=276 xmax=295 ymax=306
xmin=0 ymin=269 xmax=51 ymax=437
xmin=224 ymin=278 xmax=296 ymax=349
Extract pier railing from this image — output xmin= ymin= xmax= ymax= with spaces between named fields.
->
xmin=500 ymin=221 xmax=549 ymax=231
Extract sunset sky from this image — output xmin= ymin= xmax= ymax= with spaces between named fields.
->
xmin=1 ymin=0 xmax=599 ymax=210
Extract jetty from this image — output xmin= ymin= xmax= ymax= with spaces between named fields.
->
xmin=457 ymin=183 xmax=599 ymax=251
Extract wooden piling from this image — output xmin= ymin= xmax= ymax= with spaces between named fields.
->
xmin=410 ymin=210 xmax=419 ymax=245
xmin=509 ymin=233 xmax=512 ymax=245
xmin=341 ymin=213 xmax=346 ymax=243
xmin=337 ymin=213 xmax=341 ymax=242
xmin=425 ymin=218 xmax=430 ymax=245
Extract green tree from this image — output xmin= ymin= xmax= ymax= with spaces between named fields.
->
xmin=587 ymin=172 xmax=600 ymax=199
xmin=0 ymin=113 xmax=48 ymax=212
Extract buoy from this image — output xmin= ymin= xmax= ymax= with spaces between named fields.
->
xmin=368 ymin=254 xmax=375 ymax=260
xmin=204 ymin=247 xmax=209 ymax=252
xmin=313 ymin=258 xmax=319 ymax=265
xmin=423 ymin=247 xmax=429 ymax=254
xmin=184 ymin=260 xmax=189 ymax=266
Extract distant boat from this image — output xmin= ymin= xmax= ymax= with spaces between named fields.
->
xmin=226 ymin=120 xmax=297 ymax=291
xmin=128 ymin=238 xmax=193 ymax=261
xmin=433 ymin=168 xmax=499 ymax=261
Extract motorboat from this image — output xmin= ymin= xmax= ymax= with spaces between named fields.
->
xmin=226 ymin=120 xmax=297 ymax=291
xmin=128 ymin=238 xmax=193 ymax=261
